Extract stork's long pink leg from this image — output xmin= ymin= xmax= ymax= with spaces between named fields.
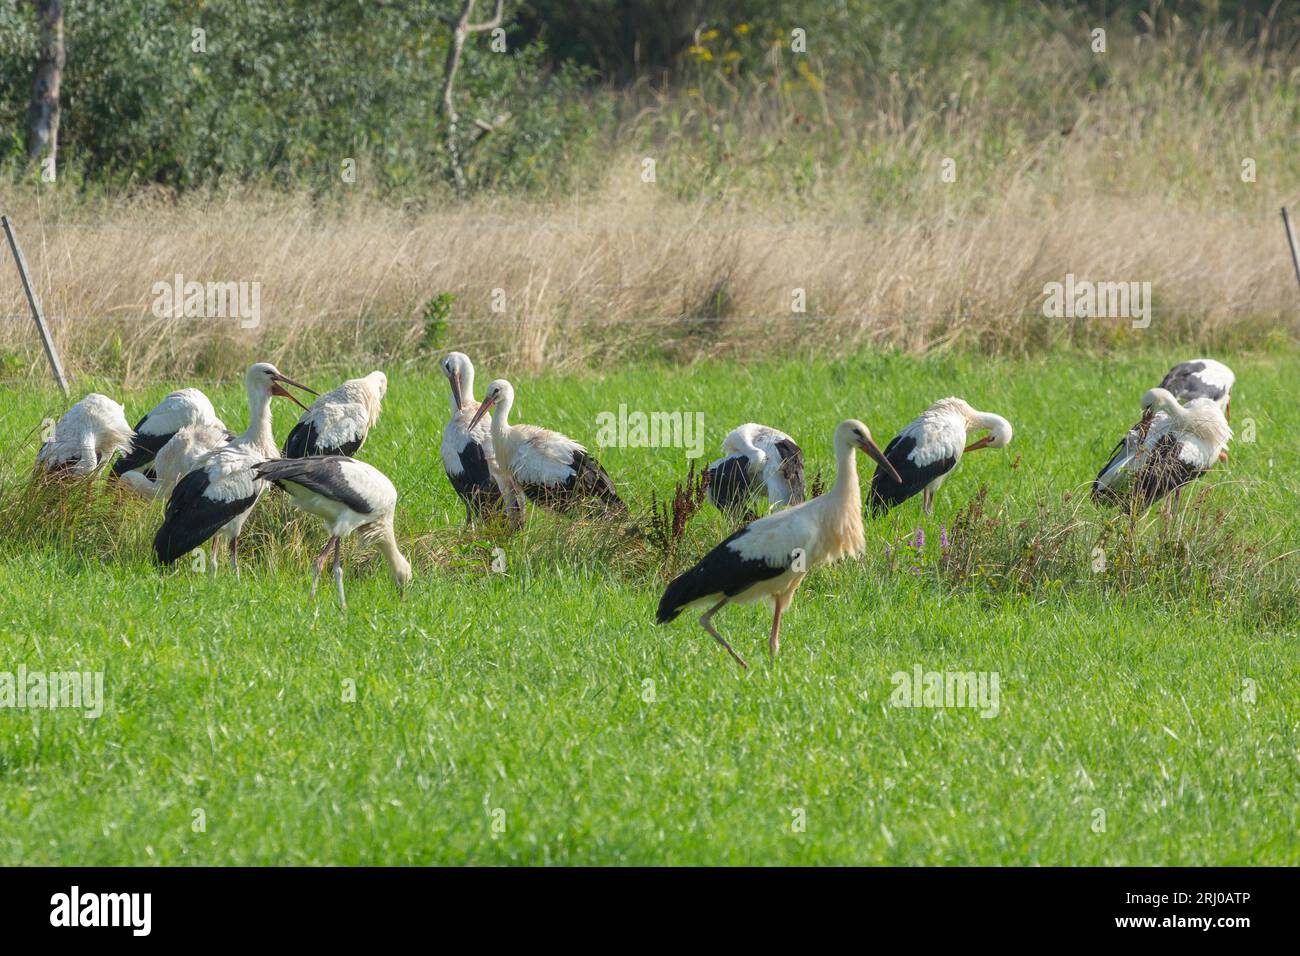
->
xmin=700 ymin=598 xmax=747 ymax=669
xmin=768 ymin=596 xmax=784 ymax=659
xmin=310 ymin=537 xmax=334 ymax=599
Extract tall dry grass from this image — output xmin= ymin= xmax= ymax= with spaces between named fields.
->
xmin=0 ymin=24 xmax=1296 ymax=384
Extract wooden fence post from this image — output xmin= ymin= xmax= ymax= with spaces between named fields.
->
xmin=2 ymin=214 xmax=70 ymax=397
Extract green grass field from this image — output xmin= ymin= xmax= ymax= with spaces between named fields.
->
xmin=0 ymin=349 xmax=1297 ymax=865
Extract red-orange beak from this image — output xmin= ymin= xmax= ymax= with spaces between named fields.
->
xmin=963 ymin=435 xmax=994 ymax=453
xmin=270 ymin=372 xmax=317 ymax=412
xmin=466 ymin=395 xmax=495 ymax=431
xmin=862 ymin=437 xmax=902 ymax=484
xmin=449 ymin=370 xmax=464 ymax=412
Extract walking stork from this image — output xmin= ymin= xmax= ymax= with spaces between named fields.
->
xmin=153 ymin=363 xmax=316 ymax=572
xmin=440 ymin=352 xmax=505 ymax=522
xmin=1094 ymin=358 xmax=1234 ymax=502
xmin=254 ymin=456 xmax=412 ymax=607
xmin=705 ymin=423 xmax=804 ymax=519
xmin=1094 ymin=387 xmax=1231 ymax=510
xmin=35 ymin=394 xmax=135 ymax=477
xmin=283 ymin=371 xmax=386 ymax=458
xmin=867 ymin=398 xmax=1013 ymax=516
xmin=113 ymin=388 xmax=225 ymax=481
xmin=657 ymin=419 xmax=901 ymax=669
xmin=466 ymin=379 xmax=625 ymax=523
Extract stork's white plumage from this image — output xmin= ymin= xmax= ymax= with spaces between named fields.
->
xmin=657 ymin=419 xmax=901 ymax=668
xmin=705 ymin=422 xmax=805 ymax=518
xmin=35 ymin=393 xmax=135 ymax=477
xmin=113 ymin=388 xmax=225 ymax=481
xmin=254 ymin=456 xmax=411 ymax=607
xmin=868 ymin=397 xmax=1013 ymax=516
xmin=283 ymin=371 xmax=386 ymax=458
xmin=1094 ymin=387 xmax=1231 ymax=510
xmin=439 ymin=352 xmax=505 ymax=522
xmin=119 ymin=422 xmax=233 ymax=499
xmin=1094 ymin=358 xmax=1235 ymax=502
xmin=154 ymin=363 xmax=317 ymax=572
xmin=467 ymin=379 xmax=625 ymax=523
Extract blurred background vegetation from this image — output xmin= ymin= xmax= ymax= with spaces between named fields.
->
xmin=0 ymin=0 xmax=1295 ymax=198
xmin=0 ymin=1 xmax=1296 ymax=380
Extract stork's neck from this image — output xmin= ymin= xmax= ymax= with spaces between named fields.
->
xmin=242 ymin=384 xmax=276 ymax=455
xmin=828 ymin=441 xmax=861 ymax=505
xmin=491 ymin=395 xmax=512 ymax=439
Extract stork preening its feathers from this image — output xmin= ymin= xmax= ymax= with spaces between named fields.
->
xmin=867 ymin=397 xmax=1013 ymax=516
xmin=113 ymin=388 xmax=226 ymax=483
xmin=283 ymin=371 xmax=386 ymax=458
xmin=153 ymin=363 xmax=316 ymax=572
xmin=467 ymin=379 xmax=625 ymax=524
xmin=254 ymin=456 xmax=411 ymax=607
xmin=35 ymin=393 xmax=135 ymax=478
xmin=440 ymin=352 xmax=505 ymax=523
xmin=1093 ymin=358 xmax=1235 ymax=503
xmin=705 ymin=423 xmax=805 ymax=519
xmin=1093 ymin=387 xmax=1231 ymax=511
xmin=657 ymin=419 xmax=901 ymax=669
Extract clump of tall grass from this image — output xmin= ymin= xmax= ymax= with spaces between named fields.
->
xmin=931 ymin=483 xmax=1299 ymax=622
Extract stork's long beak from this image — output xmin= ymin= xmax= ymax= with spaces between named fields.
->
xmin=450 ymin=370 xmax=464 ymax=412
xmin=1218 ymin=449 xmax=1229 ymax=462
xmin=862 ymin=437 xmax=902 ymax=484
xmin=963 ymin=434 xmax=994 ymax=453
xmin=270 ymin=372 xmax=318 ymax=412
xmin=466 ymin=395 xmax=495 ymax=431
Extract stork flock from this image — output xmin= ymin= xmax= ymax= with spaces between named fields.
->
xmin=31 ymin=354 xmax=1234 ymax=666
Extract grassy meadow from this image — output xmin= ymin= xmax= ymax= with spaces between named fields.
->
xmin=0 ymin=348 xmax=1296 ymax=865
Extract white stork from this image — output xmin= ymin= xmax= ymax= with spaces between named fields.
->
xmin=1094 ymin=358 xmax=1234 ymax=501
xmin=253 ymin=456 xmax=412 ymax=607
xmin=657 ymin=419 xmax=901 ymax=669
xmin=440 ymin=352 xmax=505 ymax=522
xmin=35 ymin=393 xmax=135 ymax=477
xmin=1093 ymin=388 xmax=1231 ymax=510
xmin=466 ymin=379 xmax=625 ymax=523
xmin=153 ymin=363 xmax=316 ymax=572
xmin=867 ymin=397 xmax=1013 ymax=516
xmin=113 ymin=388 xmax=226 ymax=481
xmin=283 ymin=371 xmax=386 ymax=458
xmin=705 ymin=423 xmax=805 ymax=518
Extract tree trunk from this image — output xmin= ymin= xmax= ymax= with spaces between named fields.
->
xmin=27 ymin=0 xmax=65 ymax=178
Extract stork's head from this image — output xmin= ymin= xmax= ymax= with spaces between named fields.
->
xmin=467 ymin=379 xmax=513 ymax=431
xmin=441 ymin=352 xmax=475 ymax=411
xmin=245 ymin=362 xmax=317 ymax=411
xmin=1140 ymin=387 xmax=1181 ymax=421
xmin=837 ymin=419 xmax=901 ymax=483
xmin=364 ymin=370 xmax=388 ymax=400
xmin=963 ymin=412 xmax=1013 ymax=453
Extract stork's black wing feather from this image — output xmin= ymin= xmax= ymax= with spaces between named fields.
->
xmin=447 ymin=441 xmax=503 ymax=516
xmin=520 ymin=449 xmax=626 ymax=515
xmin=112 ymin=421 xmax=174 ymax=476
xmin=153 ymin=469 xmax=257 ymax=565
xmin=656 ymin=525 xmax=787 ymax=623
xmin=707 ymin=455 xmax=755 ymax=515
xmin=254 ymin=456 xmax=374 ymax=515
xmin=867 ymin=433 xmax=956 ymax=515
xmin=282 ymin=420 xmax=319 ymax=458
